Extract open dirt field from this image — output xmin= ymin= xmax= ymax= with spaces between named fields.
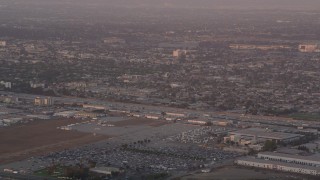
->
xmin=112 ymin=118 xmax=168 ymax=127
xmin=0 ymin=119 xmax=109 ymax=164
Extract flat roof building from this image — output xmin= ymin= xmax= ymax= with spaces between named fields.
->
xmin=34 ymin=97 xmax=54 ymax=106
xmin=258 ymin=152 xmax=320 ymax=167
xmin=90 ymin=167 xmax=121 ymax=175
xmin=173 ymin=49 xmax=187 ymax=58
xmin=299 ymin=43 xmax=320 ymax=53
xmin=236 ymin=157 xmax=320 ymax=176
xmin=229 ymin=128 xmax=302 ymax=143
xmin=0 ymin=41 xmax=6 ymax=47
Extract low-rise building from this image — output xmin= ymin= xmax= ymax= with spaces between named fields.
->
xmin=83 ymin=104 xmax=107 ymax=110
xmin=227 ymin=128 xmax=302 ymax=144
xmin=0 ymin=81 xmax=11 ymax=89
xmin=0 ymin=41 xmax=6 ymax=47
xmin=0 ymin=96 xmax=18 ymax=103
xmin=187 ymin=120 xmax=207 ymax=125
xmin=258 ymin=152 xmax=320 ymax=167
xmin=145 ymin=114 xmax=160 ymax=120
xmin=74 ymin=111 xmax=98 ymax=119
xmin=236 ymin=157 xmax=320 ymax=176
xmin=173 ymin=49 xmax=187 ymax=58
xmin=34 ymin=97 xmax=54 ymax=106
xmin=299 ymin=43 xmax=320 ymax=53
xmin=90 ymin=167 xmax=122 ymax=175
xmin=53 ymin=111 xmax=78 ymax=118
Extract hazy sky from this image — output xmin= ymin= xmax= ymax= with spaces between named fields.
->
xmin=6 ymin=0 xmax=320 ymax=10
xmin=67 ymin=0 xmax=320 ymax=9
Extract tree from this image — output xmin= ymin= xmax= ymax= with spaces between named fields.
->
xmin=248 ymin=148 xmax=257 ymax=155
xmin=298 ymin=146 xmax=310 ymax=152
xmin=64 ymin=166 xmax=89 ymax=179
xmin=263 ymin=140 xmax=277 ymax=151
xmin=122 ymin=144 xmax=128 ymax=149
xmin=205 ymin=122 xmax=213 ymax=126
xmin=88 ymin=160 xmax=97 ymax=168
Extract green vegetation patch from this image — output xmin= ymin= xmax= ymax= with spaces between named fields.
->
xmin=289 ymin=113 xmax=320 ymax=121
xmin=34 ymin=165 xmax=68 ymax=178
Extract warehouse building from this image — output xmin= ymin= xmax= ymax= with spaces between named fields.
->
xmin=236 ymin=157 xmax=320 ymax=176
xmin=258 ymin=152 xmax=320 ymax=167
xmin=90 ymin=167 xmax=122 ymax=175
xmin=227 ymin=128 xmax=302 ymax=144
xmin=34 ymin=97 xmax=54 ymax=106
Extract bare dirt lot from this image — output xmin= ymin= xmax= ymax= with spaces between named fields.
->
xmin=112 ymin=118 xmax=168 ymax=127
xmin=0 ymin=119 xmax=109 ymax=164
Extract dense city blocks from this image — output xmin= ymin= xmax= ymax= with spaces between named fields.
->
xmin=1 ymin=1 xmax=320 ymax=180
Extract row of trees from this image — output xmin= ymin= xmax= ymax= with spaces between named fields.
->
xmin=121 ymin=139 xmax=152 ymax=149
xmin=262 ymin=140 xmax=277 ymax=151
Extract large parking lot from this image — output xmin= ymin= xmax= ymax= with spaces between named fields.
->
xmin=1 ymin=122 xmax=239 ymax=177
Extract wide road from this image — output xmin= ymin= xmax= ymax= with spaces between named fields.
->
xmin=1 ymin=91 xmax=319 ymax=129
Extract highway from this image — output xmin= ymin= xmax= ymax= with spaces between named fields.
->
xmin=1 ymin=91 xmax=320 ymax=130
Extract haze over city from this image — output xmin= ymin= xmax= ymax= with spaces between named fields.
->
xmin=4 ymin=0 xmax=320 ymax=9
xmin=0 ymin=0 xmax=320 ymax=179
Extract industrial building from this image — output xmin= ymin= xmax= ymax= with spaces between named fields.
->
xmin=236 ymin=157 xmax=320 ymax=176
xmin=258 ymin=152 xmax=320 ymax=167
xmin=74 ymin=111 xmax=99 ymax=119
xmin=53 ymin=111 xmax=77 ymax=118
xmin=90 ymin=167 xmax=122 ymax=175
xmin=226 ymin=128 xmax=302 ymax=144
xmin=83 ymin=104 xmax=107 ymax=110
xmin=34 ymin=97 xmax=54 ymax=106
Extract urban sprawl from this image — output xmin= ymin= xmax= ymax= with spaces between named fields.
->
xmin=0 ymin=1 xmax=320 ymax=179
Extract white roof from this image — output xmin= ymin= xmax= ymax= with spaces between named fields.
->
xmin=230 ymin=128 xmax=301 ymax=140
xmin=237 ymin=157 xmax=320 ymax=171
xmin=90 ymin=167 xmax=120 ymax=174
xmin=259 ymin=152 xmax=320 ymax=163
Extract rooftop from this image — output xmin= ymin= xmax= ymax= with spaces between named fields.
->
xmin=90 ymin=167 xmax=121 ymax=174
xmin=237 ymin=157 xmax=320 ymax=171
xmin=258 ymin=152 xmax=320 ymax=163
xmin=230 ymin=128 xmax=301 ymax=140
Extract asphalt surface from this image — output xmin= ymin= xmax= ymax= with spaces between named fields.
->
xmin=0 ymin=172 xmax=57 ymax=180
